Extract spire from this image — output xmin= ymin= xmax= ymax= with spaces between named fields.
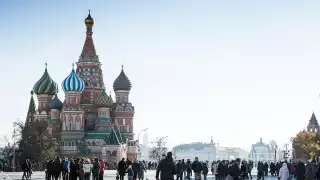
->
xmin=95 ymin=88 xmax=113 ymax=107
xmin=79 ymin=11 xmax=99 ymax=62
xmin=109 ymin=91 xmax=113 ymax=102
xmin=105 ymin=127 xmax=121 ymax=145
xmin=26 ymin=91 xmax=36 ymax=123
xmin=309 ymin=112 xmax=319 ymax=126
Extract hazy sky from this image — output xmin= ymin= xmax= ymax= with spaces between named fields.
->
xmin=1 ymin=0 xmax=320 ymax=150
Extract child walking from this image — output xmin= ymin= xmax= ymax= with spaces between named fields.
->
xmin=126 ymin=165 xmax=134 ymax=180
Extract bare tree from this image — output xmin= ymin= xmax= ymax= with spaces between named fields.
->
xmin=149 ymin=136 xmax=168 ymax=162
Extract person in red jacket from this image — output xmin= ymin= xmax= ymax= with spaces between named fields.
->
xmin=99 ymin=159 xmax=105 ymax=180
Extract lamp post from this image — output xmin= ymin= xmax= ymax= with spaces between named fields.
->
xmin=283 ymin=144 xmax=290 ymax=160
xmin=137 ymin=128 xmax=148 ymax=160
xmin=290 ymin=137 xmax=296 ymax=160
xmin=138 ymin=128 xmax=148 ymax=145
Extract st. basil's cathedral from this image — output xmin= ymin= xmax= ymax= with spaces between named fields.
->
xmin=25 ymin=12 xmax=137 ymax=162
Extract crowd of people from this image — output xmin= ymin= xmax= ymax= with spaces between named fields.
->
xmin=15 ymin=153 xmax=320 ymax=180
xmin=156 ymin=152 xmax=320 ymax=180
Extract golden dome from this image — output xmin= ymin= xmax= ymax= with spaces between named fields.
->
xmin=85 ymin=10 xmax=94 ymax=24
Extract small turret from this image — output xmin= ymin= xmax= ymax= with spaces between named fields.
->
xmin=113 ymin=65 xmax=132 ymax=103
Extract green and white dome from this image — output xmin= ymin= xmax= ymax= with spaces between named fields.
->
xmin=33 ymin=66 xmax=57 ymax=96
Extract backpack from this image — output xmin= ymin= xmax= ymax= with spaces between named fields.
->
xmin=63 ymin=161 xmax=69 ymax=169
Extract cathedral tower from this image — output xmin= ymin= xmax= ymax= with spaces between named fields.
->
xmin=49 ymin=94 xmax=63 ymax=135
xmin=76 ymin=11 xmax=106 ymax=130
xmin=25 ymin=91 xmax=36 ymax=124
xmin=33 ymin=64 xmax=57 ymax=121
xmin=113 ymin=66 xmax=134 ymax=140
xmin=60 ymin=65 xmax=85 ymax=154
xmin=307 ymin=112 xmax=319 ymax=133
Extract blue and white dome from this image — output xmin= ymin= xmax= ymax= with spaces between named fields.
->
xmin=62 ymin=66 xmax=85 ymax=92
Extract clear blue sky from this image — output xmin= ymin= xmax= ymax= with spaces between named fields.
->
xmin=1 ymin=0 xmax=320 ymax=150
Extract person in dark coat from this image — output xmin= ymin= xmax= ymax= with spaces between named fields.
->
xmin=156 ymin=152 xmax=176 ymax=180
xmin=296 ymin=161 xmax=305 ymax=180
xmin=176 ymin=160 xmax=183 ymax=180
xmin=186 ymin=159 xmax=192 ymax=180
xmin=52 ymin=157 xmax=61 ymax=180
xmin=22 ymin=158 xmax=30 ymax=180
xmin=202 ymin=162 xmax=209 ymax=180
xmin=276 ymin=162 xmax=281 ymax=176
xmin=228 ymin=158 xmax=241 ymax=180
xmin=92 ymin=157 xmax=100 ymax=180
xmin=69 ymin=159 xmax=78 ymax=180
xmin=257 ymin=161 xmax=264 ymax=180
xmin=132 ymin=160 xmax=140 ymax=180
xmin=118 ymin=158 xmax=127 ymax=180
xmin=191 ymin=157 xmax=203 ymax=180
xmin=263 ymin=162 xmax=269 ymax=176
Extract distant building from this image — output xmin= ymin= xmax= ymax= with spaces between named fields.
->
xmin=225 ymin=147 xmax=249 ymax=160
xmin=248 ymin=138 xmax=274 ymax=163
xmin=172 ymin=137 xmax=249 ymax=161
xmin=173 ymin=142 xmax=216 ymax=162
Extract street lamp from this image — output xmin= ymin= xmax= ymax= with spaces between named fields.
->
xmin=138 ymin=128 xmax=148 ymax=145
xmin=290 ymin=137 xmax=296 ymax=160
xmin=137 ymin=128 xmax=148 ymax=160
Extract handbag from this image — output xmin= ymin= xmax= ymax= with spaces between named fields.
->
xmin=116 ymin=172 xmax=120 ymax=180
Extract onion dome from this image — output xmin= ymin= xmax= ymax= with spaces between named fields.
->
xmin=85 ymin=10 xmax=94 ymax=25
xmin=49 ymin=94 xmax=63 ymax=110
xmin=113 ymin=65 xmax=132 ymax=91
xmin=62 ymin=64 xmax=85 ymax=92
xmin=96 ymin=89 xmax=113 ymax=107
xmin=33 ymin=64 xmax=58 ymax=96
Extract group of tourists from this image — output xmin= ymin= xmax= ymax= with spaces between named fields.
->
xmin=155 ymin=151 xmax=320 ymax=180
xmin=25 ymin=156 xmax=105 ymax=180
xmin=18 ymin=153 xmax=320 ymax=180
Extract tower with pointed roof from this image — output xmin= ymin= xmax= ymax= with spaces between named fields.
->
xmin=307 ymin=112 xmax=320 ymax=133
xmin=33 ymin=64 xmax=58 ymax=121
xmin=25 ymin=11 xmax=137 ymax=162
xmin=60 ymin=64 xmax=86 ymax=154
xmin=49 ymin=93 xmax=63 ymax=135
xmin=25 ymin=91 xmax=36 ymax=124
xmin=113 ymin=65 xmax=135 ymax=140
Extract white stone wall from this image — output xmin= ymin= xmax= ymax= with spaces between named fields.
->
xmin=174 ymin=146 xmax=216 ymax=162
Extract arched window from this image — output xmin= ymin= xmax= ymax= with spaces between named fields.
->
xmin=116 ymin=106 xmax=124 ymax=111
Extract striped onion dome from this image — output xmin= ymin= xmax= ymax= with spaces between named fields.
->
xmin=33 ymin=66 xmax=57 ymax=95
xmin=62 ymin=65 xmax=85 ymax=93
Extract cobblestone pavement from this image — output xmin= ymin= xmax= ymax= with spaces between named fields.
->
xmin=0 ymin=170 xmax=279 ymax=180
